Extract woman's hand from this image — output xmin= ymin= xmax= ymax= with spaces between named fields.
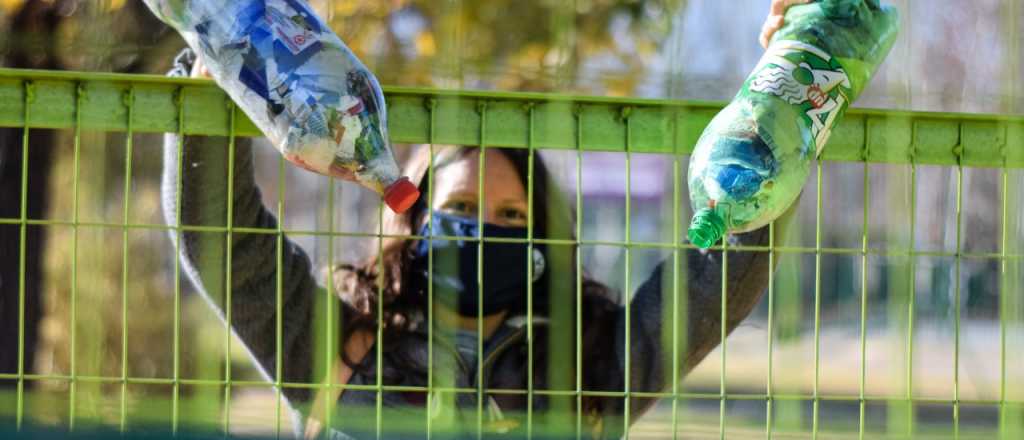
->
xmin=190 ymin=55 xmax=211 ymax=79
xmin=759 ymin=0 xmax=813 ymax=48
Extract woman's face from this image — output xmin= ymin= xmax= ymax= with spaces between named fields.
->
xmin=429 ymin=150 xmax=529 ymax=227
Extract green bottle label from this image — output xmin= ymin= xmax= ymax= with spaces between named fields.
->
xmin=747 ymin=40 xmax=852 ymax=157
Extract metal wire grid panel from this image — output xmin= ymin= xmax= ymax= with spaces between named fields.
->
xmin=0 ymin=67 xmax=1022 ymax=438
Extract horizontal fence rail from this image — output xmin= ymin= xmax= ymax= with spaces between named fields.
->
xmin=1 ymin=67 xmax=1022 ymax=167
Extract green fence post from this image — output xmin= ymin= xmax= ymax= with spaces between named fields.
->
xmin=774 ymin=220 xmax=803 ymax=436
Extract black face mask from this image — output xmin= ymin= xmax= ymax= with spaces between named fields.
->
xmin=409 ymin=212 xmax=546 ymax=317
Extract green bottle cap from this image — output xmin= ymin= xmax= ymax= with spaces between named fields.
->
xmin=688 ymin=208 xmax=726 ymax=249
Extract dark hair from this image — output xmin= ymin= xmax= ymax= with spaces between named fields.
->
xmin=332 ymin=145 xmax=619 ymax=417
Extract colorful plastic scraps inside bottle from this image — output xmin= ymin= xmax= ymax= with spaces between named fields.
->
xmin=142 ymin=0 xmax=419 ymax=213
xmin=687 ymin=0 xmax=899 ymax=249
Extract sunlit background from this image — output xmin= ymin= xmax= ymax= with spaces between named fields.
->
xmin=0 ymin=0 xmax=1022 ymax=438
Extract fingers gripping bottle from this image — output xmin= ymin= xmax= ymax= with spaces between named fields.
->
xmin=687 ymin=0 xmax=899 ymax=248
xmin=142 ymin=0 xmax=420 ymax=213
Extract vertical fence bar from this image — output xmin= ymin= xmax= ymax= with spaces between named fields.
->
xmin=526 ymin=102 xmax=536 ymax=439
xmin=322 ymin=0 xmax=337 ymax=433
xmin=952 ymin=125 xmax=964 ymax=440
xmin=68 ymin=82 xmax=84 ymax=432
xmin=889 ymin=156 xmax=910 ymax=438
xmin=811 ymin=158 xmax=823 ymax=439
xmin=275 ymin=143 xmax=286 ymax=438
xmin=476 ymin=101 xmax=488 ymax=440
xmin=224 ymin=100 xmax=238 ymax=437
xmin=665 ymin=18 xmax=687 ymax=440
xmin=905 ymin=159 xmax=918 ymax=436
xmin=426 ymin=97 xmax=437 ymax=440
xmin=375 ymin=183 xmax=385 ymax=440
xmin=775 ymin=192 xmax=802 ymax=432
xmin=767 ymin=186 xmax=777 ymax=439
xmin=899 ymin=3 xmax=915 ymax=434
xmin=909 ymin=4 xmax=917 ymax=434
xmin=670 ymin=111 xmax=683 ymax=440
xmin=622 ymin=106 xmax=633 ymax=439
xmin=574 ymin=105 xmax=584 ymax=440
xmin=172 ymin=85 xmax=187 ymax=435
xmin=14 ymin=80 xmax=33 ymax=432
xmin=718 ymin=164 xmax=728 ymax=440
xmin=1000 ymin=0 xmax=1021 ymax=436
xmin=858 ymin=153 xmax=870 ymax=439
xmin=118 ymin=87 xmax=136 ymax=433
xmin=320 ymin=139 xmax=335 ymax=440
xmin=999 ymin=156 xmax=1012 ymax=439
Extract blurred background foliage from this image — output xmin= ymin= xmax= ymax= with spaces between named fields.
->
xmin=0 ymin=0 xmax=686 ymax=93
xmin=0 ymin=0 xmax=1022 ymax=437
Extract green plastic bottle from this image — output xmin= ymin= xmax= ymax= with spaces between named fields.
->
xmin=687 ymin=0 xmax=899 ymax=248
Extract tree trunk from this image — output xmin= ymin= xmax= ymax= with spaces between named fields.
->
xmin=0 ymin=0 xmax=64 ymax=391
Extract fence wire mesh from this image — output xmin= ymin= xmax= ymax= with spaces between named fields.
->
xmin=0 ymin=66 xmax=1023 ymax=439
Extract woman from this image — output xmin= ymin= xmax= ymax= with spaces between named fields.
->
xmin=163 ymin=3 xmax=804 ymax=438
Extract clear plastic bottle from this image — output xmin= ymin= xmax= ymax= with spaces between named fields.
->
xmin=687 ymin=0 xmax=899 ymax=248
xmin=143 ymin=0 xmax=420 ymax=213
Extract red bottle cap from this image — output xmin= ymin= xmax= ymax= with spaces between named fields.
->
xmin=383 ymin=176 xmax=420 ymax=214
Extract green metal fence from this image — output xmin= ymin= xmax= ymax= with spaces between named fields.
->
xmin=0 ymin=66 xmax=1023 ymax=439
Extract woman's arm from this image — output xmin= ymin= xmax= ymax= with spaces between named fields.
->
xmin=162 ymin=131 xmax=320 ymax=406
xmin=587 ymin=0 xmax=813 ymax=429
xmin=595 ymin=202 xmax=797 ymax=433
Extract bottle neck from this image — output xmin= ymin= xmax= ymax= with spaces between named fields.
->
xmin=688 ymin=207 xmax=727 ymax=249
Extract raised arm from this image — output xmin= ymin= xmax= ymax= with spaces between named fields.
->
xmin=594 ymin=202 xmax=797 ymax=435
xmin=161 ymin=131 xmax=320 ymax=406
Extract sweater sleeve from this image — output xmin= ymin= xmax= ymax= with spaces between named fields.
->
xmin=599 ymin=203 xmax=798 ymax=434
xmin=161 ymin=133 xmax=320 ymax=405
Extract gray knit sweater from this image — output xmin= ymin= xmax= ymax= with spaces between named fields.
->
xmin=161 ymin=132 xmax=790 ymax=439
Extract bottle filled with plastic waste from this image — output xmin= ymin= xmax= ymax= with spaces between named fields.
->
xmin=687 ymin=0 xmax=899 ymax=248
xmin=142 ymin=0 xmax=420 ymax=213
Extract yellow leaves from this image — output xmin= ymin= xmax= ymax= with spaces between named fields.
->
xmin=0 ymin=0 xmax=126 ymax=14
xmin=0 ymin=0 xmax=24 ymax=13
xmin=635 ymin=39 xmax=656 ymax=57
xmin=334 ymin=0 xmax=359 ymax=17
xmin=416 ymin=32 xmax=436 ymax=57
xmin=0 ymin=0 xmax=132 ymax=12
xmin=518 ymin=43 xmax=551 ymax=66
xmin=332 ymin=0 xmax=392 ymax=17
xmin=605 ymin=76 xmax=638 ymax=97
